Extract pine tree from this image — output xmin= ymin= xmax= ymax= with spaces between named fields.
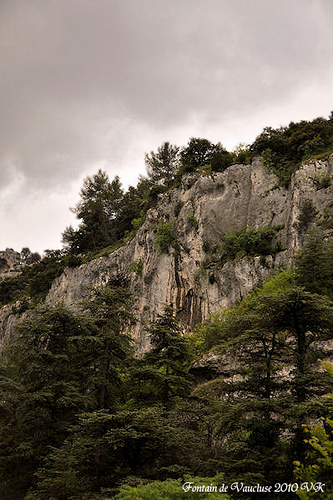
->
xmin=143 ymin=306 xmax=192 ymax=408
xmin=145 ymin=142 xmax=180 ymax=185
xmin=62 ymin=170 xmax=124 ymax=253
xmin=193 ymin=272 xmax=333 ymax=483
xmin=0 ymin=306 xmax=97 ymax=498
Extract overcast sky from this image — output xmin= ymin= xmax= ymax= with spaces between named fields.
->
xmin=1 ymin=0 xmax=332 ymax=253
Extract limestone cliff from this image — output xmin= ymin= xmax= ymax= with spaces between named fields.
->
xmin=43 ymin=156 xmax=333 ymax=351
xmin=0 ymin=249 xmax=21 ymax=277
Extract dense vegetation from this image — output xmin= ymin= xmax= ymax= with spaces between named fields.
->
xmin=0 ymin=113 xmax=331 ymax=308
xmin=250 ymin=114 xmax=333 ymax=186
xmin=0 ymin=113 xmax=333 ymax=498
xmin=61 ymin=112 xmax=333 ymax=255
xmin=0 ymin=231 xmax=332 ymax=499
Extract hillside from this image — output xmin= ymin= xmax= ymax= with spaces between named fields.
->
xmin=0 ymin=116 xmax=333 ymax=499
xmin=1 ymin=155 xmax=330 ymax=352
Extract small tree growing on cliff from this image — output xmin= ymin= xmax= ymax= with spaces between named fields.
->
xmin=145 ymin=142 xmax=180 ymax=185
xmin=62 ymin=170 xmax=124 ymax=253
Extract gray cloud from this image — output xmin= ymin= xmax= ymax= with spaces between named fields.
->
xmin=0 ymin=0 xmax=332 ymax=251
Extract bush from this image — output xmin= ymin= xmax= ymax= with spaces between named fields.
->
xmin=312 ymin=171 xmax=331 ymax=190
xmin=295 ymin=199 xmax=318 ymax=232
xmin=250 ymin=115 xmax=333 ymax=186
xmin=186 ymin=214 xmax=198 ymax=230
xmin=318 ymin=208 xmax=333 ymax=229
xmin=220 ymin=225 xmax=284 ymax=263
xmin=155 ymin=221 xmax=176 ymax=253
xmin=132 ymin=217 xmax=144 ymax=230
xmin=116 ymin=474 xmax=229 ymax=499
xmin=129 ymin=259 xmax=143 ymax=276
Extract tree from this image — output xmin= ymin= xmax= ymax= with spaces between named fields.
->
xmin=0 ymin=306 xmax=98 ymax=498
xmin=180 ymin=138 xmax=215 ymax=172
xmin=145 ymin=142 xmax=180 ymax=185
xmin=294 ymin=362 xmax=333 ymax=500
xmin=296 ymin=230 xmax=333 ymax=299
xmin=143 ymin=306 xmax=192 ymax=407
xmin=0 ymin=281 xmax=136 ymax=499
xmin=62 ymin=170 xmax=124 ymax=253
xmin=20 ymin=247 xmax=41 ymax=265
xmin=84 ymin=281 xmax=135 ymax=409
xmin=180 ymin=138 xmax=233 ymax=173
xmin=192 ymin=271 xmax=333 ymax=483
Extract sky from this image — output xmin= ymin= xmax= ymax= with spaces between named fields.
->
xmin=0 ymin=0 xmax=333 ymax=254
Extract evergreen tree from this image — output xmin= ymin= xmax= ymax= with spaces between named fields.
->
xmin=145 ymin=142 xmax=180 ymax=185
xmin=296 ymin=230 xmax=333 ymax=299
xmin=63 ymin=170 xmax=124 ymax=253
xmin=294 ymin=362 xmax=333 ymax=499
xmin=0 ymin=306 xmax=97 ymax=498
xmin=192 ymin=272 xmax=333 ymax=483
xmin=84 ymin=281 xmax=135 ymax=409
xmin=143 ymin=306 xmax=192 ymax=407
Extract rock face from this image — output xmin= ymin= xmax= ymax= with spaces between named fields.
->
xmin=0 ymin=249 xmax=21 ymax=277
xmin=44 ymin=156 xmax=333 ymax=352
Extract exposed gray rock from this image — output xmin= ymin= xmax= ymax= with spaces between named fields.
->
xmin=0 ymin=249 xmax=21 ymax=277
xmin=43 ymin=156 xmax=333 ymax=352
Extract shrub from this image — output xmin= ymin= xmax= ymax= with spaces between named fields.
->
xmin=250 ymin=116 xmax=333 ymax=185
xmin=295 ymin=199 xmax=318 ymax=232
xmin=318 ymin=208 xmax=333 ymax=229
xmin=132 ymin=217 xmax=144 ymax=229
xmin=220 ymin=225 xmax=284 ymax=263
xmin=116 ymin=474 xmax=229 ymax=499
xmin=155 ymin=221 xmax=176 ymax=253
xmin=202 ymin=240 xmax=211 ymax=253
xmin=186 ymin=214 xmax=198 ymax=230
xmin=312 ymin=171 xmax=331 ymax=190
xmin=129 ymin=259 xmax=143 ymax=276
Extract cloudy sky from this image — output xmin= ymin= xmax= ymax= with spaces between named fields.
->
xmin=1 ymin=0 xmax=332 ymax=253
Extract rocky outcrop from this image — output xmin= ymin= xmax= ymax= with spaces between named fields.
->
xmin=44 ymin=156 xmax=333 ymax=352
xmin=0 ymin=249 xmax=21 ymax=277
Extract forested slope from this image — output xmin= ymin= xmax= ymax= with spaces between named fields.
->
xmin=0 ymin=114 xmax=332 ymax=499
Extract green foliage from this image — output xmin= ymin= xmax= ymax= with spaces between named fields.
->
xmin=155 ymin=221 xmax=176 ymax=253
xmin=294 ymin=362 xmax=333 ymax=499
xmin=232 ymin=143 xmax=251 ymax=164
xmin=0 ymin=249 xmax=66 ymax=306
xmin=145 ymin=142 xmax=180 ymax=184
xmin=0 ymin=306 xmax=98 ymax=498
xmin=295 ymin=199 xmax=318 ymax=233
xmin=62 ymin=171 xmax=124 ymax=253
xmin=312 ymin=171 xmax=331 ymax=190
xmin=20 ymin=247 xmax=41 ymax=265
xmin=116 ymin=474 xmax=229 ymax=499
xmin=0 ymin=283 xmax=135 ymax=498
xmin=131 ymin=217 xmax=143 ymax=229
xmin=143 ymin=306 xmax=192 ymax=407
xmin=250 ymin=115 xmax=333 ymax=185
xmin=84 ymin=282 xmax=135 ymax=409
xmin=180 ymin=138 xmax=232 ymax=173
xmin=192 ymin=271 xmax=333 ymax=484
xmin=129 ymin=259 xmax=143 ymax=277
xmin=202 ymin=239 xmax=212 ymax=253
xmin=2 ymin=114 xmax=333 ymax=498
xmin=220 ymin=225 xmax=284 ymax=263
xmin=295 ymin=230 xmax=333 ymax=298
xmin=318 ymin=208 xmax=333 ymax=229
xmin=63 ymin=174 xmax=154 ymax=256
xmin=174 ymin=200 xmax=184 ymax=218
xmin=186 ymin=213 xmax=198 ymax=230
